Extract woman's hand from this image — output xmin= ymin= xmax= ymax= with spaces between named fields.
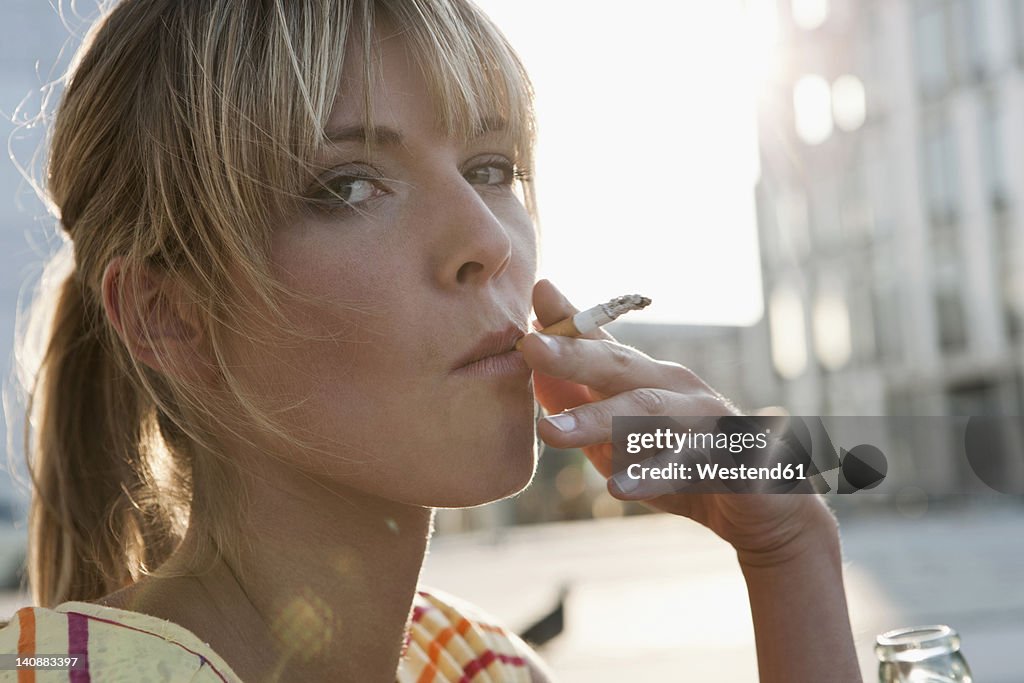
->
xmin=523 ymin=280 xmax=861 ymax=681
xmin=521 ymin=279 xmax=837 ymax=564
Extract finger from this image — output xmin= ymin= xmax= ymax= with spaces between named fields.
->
xmin=533 ymin=369 xmax=596 ymax=416
xmin=531 ymin=279 xmax=614 ymax=341
xmin=529 ymin=279 xmax=616 ymax=412
xmin=583 ymin=446 xmax=616 ymax=479
xmin=522 ymin=333 xmax=706 ymax=398
xmin=532 ymin=278 xmax=575 ymax=327
xmin=537 ymin=387 xmax=725 ymax=450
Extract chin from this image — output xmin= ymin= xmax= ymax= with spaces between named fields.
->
xmin=484 ymin=439 xmax=539 ymax=502
xmin=430 ymin=429 xmax=539 ymax=508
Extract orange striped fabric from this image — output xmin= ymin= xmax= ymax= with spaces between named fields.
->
xmin=0 ymin=589 xmax=537 ymax=682
xmin=15 ymin=607 xmax=35 ymax=683
xmin=398 ymin=591 xmax=533 ymax=683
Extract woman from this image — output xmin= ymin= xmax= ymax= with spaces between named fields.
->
xmin=1 ymin=0 xmax=860 ymax=681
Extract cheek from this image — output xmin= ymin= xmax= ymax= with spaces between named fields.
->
xmin=270 ymin=228 xmax=416 ymax=348
xmin=234 ymin=211 xmax=539 ymax=502
xmin=218 ymin=234 xmax=404 ymax=425
xmin=495 ymin=199 xmax=538 ymax=290
xmin=501 ymin=196 xmax=537 ymax=254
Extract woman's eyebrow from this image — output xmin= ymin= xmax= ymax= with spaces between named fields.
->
xmin=324 ymin=125 xmax=404 ymax=146
xmin=322 ymin=117 xmax=508 ymax=147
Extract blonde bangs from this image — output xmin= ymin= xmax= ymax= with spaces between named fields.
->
xmin=159 ymin=0 xmax=536 ymax=335
xmin=376 ymin=0 xmax=536 ymax=173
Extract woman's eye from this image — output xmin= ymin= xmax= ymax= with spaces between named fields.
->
xmin=325 ymin=177 xmax=380 ymax=204
xmin=464 ymin=163 xmax=514 ymax=186
xmin=308 ymin=171 xmax=387 ymax=210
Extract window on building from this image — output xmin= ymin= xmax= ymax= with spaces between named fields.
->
xmin=774 ymin=189 xmax=812 ymax=261
xmin=840 ymin=151 xmax=874 ymax=242
xmin=920 ymin=111 xmax=960 ymax=225
xmin=931 ymin=222 xmax=961 ymax=280
xmin=864 ymin=125 xmax=892 ymax=240
xmin=1013 ymin=0 xmax=1024 ymax=66
xmin=849 ymin=281 xmax=877 ymax=363
xmin=794 ymin=74 xmax=834 ymax=145
xmin=915 ymin=0 xmax=989 ymax=94
xmin=935 ymin=286 xmax=968 ymax=352
xmin=811 ymin=177 xmax=844 ymax=249
xmin=791 ymin=0 xmax=829 ymax=31
xmin=832 ymin=75 xmax=866 ymax=132
xmin=931 ymin=211 xmax=967 ymax=352
xmin=914 ymin=0 xmax=951 ymax=97
xmin=950 ymin=0 xmax=987 ymax=81
xmin=1000 ymin=230 xmax=1023 ymax=340
xmin=770 ymin=283 xmax=809 ymax=380
xmin=857 ymin=7 xmax=884 ymax=117
xmin=979 ymin=94 xmax=1010 ymax=213
xmin=756 ymin=185 xmax=777 ymax=264
xmin=1003 ymin=276 xmax=1021 ymax=341
xmin=872 ymin=282 xmax=903 ymax=363
xmin=812 ymin=278 xmax=853 ymax=371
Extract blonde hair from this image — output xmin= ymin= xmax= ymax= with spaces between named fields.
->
xmin=14 ymin=0 xmax=535 ymax=608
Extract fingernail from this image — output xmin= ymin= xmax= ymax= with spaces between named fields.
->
xmin=534 ymin=332 xmax=561 ymax=353
xmin=543 ymin=411 xmax=577 ymax=432
xmin=611 ymin=471 xmax=639 ymax=494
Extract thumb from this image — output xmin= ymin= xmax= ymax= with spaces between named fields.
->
xmin=532 ymin=278 xmax=579 ymax=328
xmin=530 ymin=279 xmax=616 ymax=342
xmin=530 ymin=281 xmax=592 ymax=412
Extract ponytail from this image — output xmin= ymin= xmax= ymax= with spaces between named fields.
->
xmin=24 ymin=269 xmax=179 ymax=607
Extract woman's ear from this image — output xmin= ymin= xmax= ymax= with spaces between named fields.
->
xmin=101 ymin=256 xmax=210 ymax=382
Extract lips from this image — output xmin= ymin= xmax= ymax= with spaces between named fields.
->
xmin=452 ymin=323 xmax=527 ymax=371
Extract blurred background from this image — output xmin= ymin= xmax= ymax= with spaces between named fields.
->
xmin=2 ymin=0 xmax=1023 ymax=681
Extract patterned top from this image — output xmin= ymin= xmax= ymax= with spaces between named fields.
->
xmin=0 ymin=590 xmax=536 ymax=682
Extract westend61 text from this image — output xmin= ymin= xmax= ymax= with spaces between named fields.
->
xmin=625 ymin=461 xmax=808 ymax=483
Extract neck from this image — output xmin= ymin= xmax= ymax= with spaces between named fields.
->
xmin=168 ymin=464 xmax=435 ymax=683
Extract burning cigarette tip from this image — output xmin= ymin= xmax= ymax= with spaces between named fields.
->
xmin=609 ymin=294 xmax=651 ymax=311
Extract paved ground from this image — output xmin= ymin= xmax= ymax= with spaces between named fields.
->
xmin=420 ymin=502 xmax=1024 ymax=682
xmin=1 ymin=503 xmax=1020 ymax=681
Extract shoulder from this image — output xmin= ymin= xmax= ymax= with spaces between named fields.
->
xmin=0 ymin=602 xmax=241 ymax=682
xmin=402 ymin=588 xmax=558 ymax=683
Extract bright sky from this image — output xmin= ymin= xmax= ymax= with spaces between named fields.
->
xmin=474 ymin=0 xmax=770 ymax=326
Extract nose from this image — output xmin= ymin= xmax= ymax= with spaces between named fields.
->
xmin=429 ymin=176 xmax=513 ymax=288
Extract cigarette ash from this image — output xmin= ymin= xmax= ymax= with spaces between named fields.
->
xmin=600 ymin=294 xmax=652 ymax=320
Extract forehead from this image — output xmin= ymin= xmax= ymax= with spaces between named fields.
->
xmin=321 ymin=25 xmax=518 ymax=158
xmin=327 ymin=29 xmax=431 ymax=136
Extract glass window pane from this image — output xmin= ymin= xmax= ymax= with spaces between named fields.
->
xmin=1014 ymin=0 xmax=1024 ymax=65
xmin=914 ymin=1 xmax=950 ymax=96
xmin=979 ymin=96 xmax=1008 ymax=211
xmin=920 ymin=113 xmax=960 ymax=224
xmin=873 ymin=284 xmax=903 ymax=362
xmin=936 ymin=288 xmax=968 ymax=351
xmin=951 ymin=0 xmax=986 ymax=80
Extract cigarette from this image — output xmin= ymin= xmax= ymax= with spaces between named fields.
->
xmin=514 ymin=294 xmax=652 ymax=351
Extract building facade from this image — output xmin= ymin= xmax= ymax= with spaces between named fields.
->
xmin=755 ymin=0 xmax=1024 ymax=419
